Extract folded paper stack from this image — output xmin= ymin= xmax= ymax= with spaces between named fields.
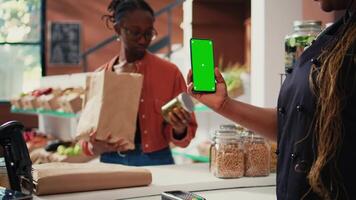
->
xmin=32 ymin=162 xmax=152 ymax=195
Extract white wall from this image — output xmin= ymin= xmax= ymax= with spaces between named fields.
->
xmin=181 ymin=0 xmax=193 ymax=78
xmin=180 ymin=0 xmax=304 ymax=142
xmin=251 ymin=0 xmax=302 ymax=107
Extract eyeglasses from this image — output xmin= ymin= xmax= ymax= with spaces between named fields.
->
xmin=122 ymin=27 xmax=157 ymax=41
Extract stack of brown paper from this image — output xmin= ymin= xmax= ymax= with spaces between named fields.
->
xmin=32 ymin=162 xmax=152 ymax=195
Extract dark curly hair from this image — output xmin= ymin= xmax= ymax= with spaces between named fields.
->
xmin=102 ymin=0 xmax=154 ymax=29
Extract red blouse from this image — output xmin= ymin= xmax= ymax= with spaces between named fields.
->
xmin=95 ymin=51 xmax=197 ymax=153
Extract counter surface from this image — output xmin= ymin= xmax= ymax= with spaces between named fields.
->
xmin=34 ymin=163 xmax=276 ymax=200
xmin=133 ymin=186 xmax=276 ymax=200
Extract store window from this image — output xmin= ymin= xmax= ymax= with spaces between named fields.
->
xmin=0 ymin=0 xmax=44 ymax=101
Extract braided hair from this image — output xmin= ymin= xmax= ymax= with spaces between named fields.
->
xmin=102 ymin=0 xmax=154 ymax=29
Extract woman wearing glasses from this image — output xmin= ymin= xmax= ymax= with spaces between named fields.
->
xmin=81 ymin=0 xmax=197 ymax=166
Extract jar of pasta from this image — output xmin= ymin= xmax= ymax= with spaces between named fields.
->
xmin=210 ymin=129 xmax=244 ymax=178
xmin=243 ymin=131 xmax=270 ymax=177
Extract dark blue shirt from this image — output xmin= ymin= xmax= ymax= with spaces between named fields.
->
xmin=277 ymin=14 xmax=356 ymax=199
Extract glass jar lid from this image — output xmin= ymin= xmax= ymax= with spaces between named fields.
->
xmin=293 ymin=20 xmax=322 ymax=31
xmin=213 ymin=129 xmax=240 ymax=140
xmin=219 ymin=124 xmax=237 ymax=130
xmin=243 ymin=131 xmax=266 ymax=143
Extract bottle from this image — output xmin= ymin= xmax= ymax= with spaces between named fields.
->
xmin=284 ymin=20 xmax=322 ymax=73
xmin=210 ymin=129 xmax=244 ymax=178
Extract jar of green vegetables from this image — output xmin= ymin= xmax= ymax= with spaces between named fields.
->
xmin=284 ymin=20 xmax=322 ymax=73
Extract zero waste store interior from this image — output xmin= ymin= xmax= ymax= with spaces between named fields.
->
xmin=0 ymin=0 xmax=345 ymax=199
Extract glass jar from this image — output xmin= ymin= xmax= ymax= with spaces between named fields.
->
xmin=269 ymin=141 xmax=277 ymax=173
xmin=284 ymin=20 xmax=322 ymax=73
xmin=0 ymin=157 xmax=9 ymax=189
xmin=243 ymin=132 xmax=270 ymax=177
xmin=210 ymin=129 xmax=244 ymax=178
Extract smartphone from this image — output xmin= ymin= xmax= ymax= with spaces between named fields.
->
xmin=190 ymin=38 xmax=216 ymax=93
xmin=161 ymin=190 xmax=206 ymax=200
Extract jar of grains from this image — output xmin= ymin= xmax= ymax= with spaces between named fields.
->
xmin=243 ymin=131 xmax=270 ymax=177
xmin=210 ymin=129 xmax=244 ymax=178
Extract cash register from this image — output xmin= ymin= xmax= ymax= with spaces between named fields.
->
xmin=0 ymin=121 xmax=33 ymax=199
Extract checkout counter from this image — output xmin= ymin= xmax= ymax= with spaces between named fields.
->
xmin=0 ymin=121 xmax=276 ymax=200
xmin=33 ymin=163 xmax=276 ymax=200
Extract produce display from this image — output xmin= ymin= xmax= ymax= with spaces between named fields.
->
xmin=45 ymin=140 xmax=72 ymax=152
xmin=56 ymin=144 xmax=82 ymax=156
xmin=10 ymin=87 xmax=84 ymax=113
xmin=23 ymin=130 xmax=91 ymax=164
xmin=23 ymin=130 xmax=49 ymax=152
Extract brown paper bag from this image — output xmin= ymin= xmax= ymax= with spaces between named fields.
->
xmin=32 ymin=162 xmax=152 ymax=195
xmin=76 ymin=71 xmax=143 ymax=147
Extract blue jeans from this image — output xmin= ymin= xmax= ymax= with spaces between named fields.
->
xmin=100 ymin=145 xmax=174 ymax=166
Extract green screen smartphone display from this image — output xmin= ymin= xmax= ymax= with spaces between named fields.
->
xmin=190 ymin=38 xmax=216 ymax=93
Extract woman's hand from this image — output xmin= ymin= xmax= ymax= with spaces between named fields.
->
xmin=89 ymin=132 xmax=131 ymax=155
xmin=187 ymin=68 xmax=229 ymax=111
xmin=167 ymin=107 xmax=191 ymax=135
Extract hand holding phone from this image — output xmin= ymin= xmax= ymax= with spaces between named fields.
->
xmin=190 ymin=38 xmax=216 ymax=93
xmin=187 ymin=65 xmax=229 ymax=112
